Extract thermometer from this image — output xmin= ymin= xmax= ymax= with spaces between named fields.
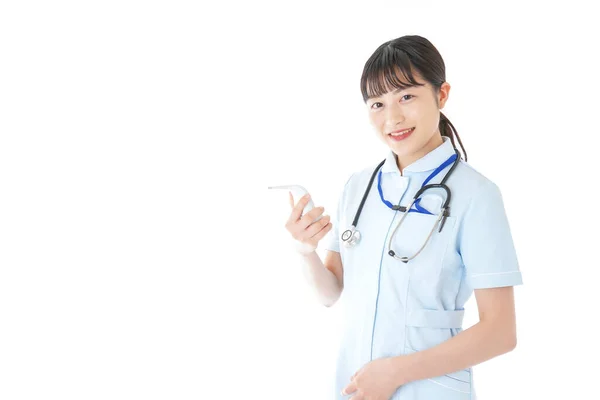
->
xmin=268 ymin=185 xmax=321 ymax=222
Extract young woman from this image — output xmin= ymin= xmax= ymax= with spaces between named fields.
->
xmin=285 ymin=35 xmax=523 ymax=400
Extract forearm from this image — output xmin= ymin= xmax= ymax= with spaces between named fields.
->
xmin=392 ymin=320 xmax=516 ymax=386
xmin=298 ymin=251 xmax=342 ymax=307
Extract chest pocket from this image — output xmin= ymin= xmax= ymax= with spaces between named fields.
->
xmin=388 ymin=209 xmax=456 ymax=279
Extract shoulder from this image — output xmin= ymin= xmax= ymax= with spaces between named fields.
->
xmin=450 ymin=160 xmax=506 ymax=219
xmin=452 ymin=160 xmax=498 ymax=192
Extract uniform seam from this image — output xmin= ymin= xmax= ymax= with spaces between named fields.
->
xmin=469 ymin=270 xmax=520 ymax=277
xmin=370 ymin=211 xmax=399 ymax=361
xmin=456 ymin=180 xmax=490 ymax=241
xmin=426 ymin=377 xmax=471 ymax=394
xmin=438 ymin=215 xmax=457 ymax=273
xmin=454 ymin=179 xmax=491 ymax=307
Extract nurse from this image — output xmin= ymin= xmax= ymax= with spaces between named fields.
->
xmin=284 ymin=35 xmax=523 ymax=400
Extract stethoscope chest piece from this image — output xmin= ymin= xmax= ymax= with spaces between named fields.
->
xmin=341 ymin=226 xmax=361 ymax=247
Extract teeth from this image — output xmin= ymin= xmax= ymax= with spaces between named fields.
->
xmin=391 ymin=127 xmax=414 ymax=136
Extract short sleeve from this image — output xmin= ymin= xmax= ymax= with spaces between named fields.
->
xmin=322 ymin=173 xmax=353 ymax=253
xmin=458 ymin=180 xmax=523 ymax=289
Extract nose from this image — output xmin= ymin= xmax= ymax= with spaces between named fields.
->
xmin=384 ymin=102 xmax=405 ymax=129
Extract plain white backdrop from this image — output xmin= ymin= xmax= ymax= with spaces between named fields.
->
xmin=1 ymin=1 xmax=598 ymax=399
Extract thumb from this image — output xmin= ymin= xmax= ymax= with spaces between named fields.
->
xmin=288 ymin=191 xmax=294 ymax=208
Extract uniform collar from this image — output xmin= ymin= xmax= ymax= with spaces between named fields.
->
xmin=381 ymin=135 xmax=456 ymax=175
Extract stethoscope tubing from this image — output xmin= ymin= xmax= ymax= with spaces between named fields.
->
xmin=341 ymin=149 xmax=460 ymax=261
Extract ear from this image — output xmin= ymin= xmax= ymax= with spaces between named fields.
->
xmin=438 ymin=82 xmax=451 ymax=109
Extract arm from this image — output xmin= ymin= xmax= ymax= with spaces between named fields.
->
xmin=391 ymin=286 xmax=517 ymax=386
xmin=299 ymin=172 xmax=352 ymax=307
xmin=299 ymin=250 xmax=343 ymax=307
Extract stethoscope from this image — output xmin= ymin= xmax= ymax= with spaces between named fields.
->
xmin=341 ymin=148 xmax=461 ymax=263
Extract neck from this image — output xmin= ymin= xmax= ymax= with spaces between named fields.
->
xmin=396 ymin=133 xmax=444 ymax=175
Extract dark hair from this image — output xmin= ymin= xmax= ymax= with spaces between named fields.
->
xmin=360 ymin=35 xmax=467 ymax=162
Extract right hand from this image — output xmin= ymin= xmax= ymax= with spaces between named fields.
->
xmin=284 ymin=192 xmax=332 ymax=254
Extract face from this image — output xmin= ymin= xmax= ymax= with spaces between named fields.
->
xmin=366 ymin=70 xmax=451 ymax=172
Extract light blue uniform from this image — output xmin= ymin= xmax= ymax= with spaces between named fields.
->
xmin=325 ymin=136 xmax=523 ymax=400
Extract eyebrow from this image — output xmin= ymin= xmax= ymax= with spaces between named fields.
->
xmin=367 ymin=85 xmax=416 ymax=100
xmin=392 ymin=86 xmax=415 ymax=94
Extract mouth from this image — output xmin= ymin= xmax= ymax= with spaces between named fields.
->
xmin=388 ymin=127 xmax=415 ymax=141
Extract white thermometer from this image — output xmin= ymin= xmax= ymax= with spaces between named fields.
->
xmin=268 ymin=184 xmax=321 ymax=222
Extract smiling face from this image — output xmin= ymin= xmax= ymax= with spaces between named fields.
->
xmin=365 ymin=68 xmax=451 ymax=174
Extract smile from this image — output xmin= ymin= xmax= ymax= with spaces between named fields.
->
xmin=389 ymin=127 xmax=415 ymax=136
xmin=388 ymin=127 xmax=415 ymax=141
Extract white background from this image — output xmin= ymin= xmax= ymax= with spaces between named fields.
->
xmin=1 ymin=1 xmax=598 ymax=399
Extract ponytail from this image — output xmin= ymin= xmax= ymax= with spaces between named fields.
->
xmin=439 ymin=112 xmax=467 ymax=162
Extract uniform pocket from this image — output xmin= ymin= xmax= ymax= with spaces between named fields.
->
xmin=401 ymin=308 xmax=472 ymax=398
xmin=399 ymin=371 xmax=471 ymax=399
xmin=403 ymin=341 xmax=472 ymax=398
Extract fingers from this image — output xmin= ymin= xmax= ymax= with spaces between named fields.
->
xmin=290 ymin=215 xmax=330 ymax=244
xmin=304 ymin=215 xmax=331 ymax=239
xmin=284 ymin=193 xmax=332 ymax=249
xmin=287 ymin=193 xmax=312 ymax=224
xmin=342 ymin=380 xmax=357 ymax=396
xmin=298 ymin=206 xmax=325 ymax=230
xmin=308 ymin=222 xmax=333 ymax=245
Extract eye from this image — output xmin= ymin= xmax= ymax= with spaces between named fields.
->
xmin=370 ymin=95 xmax=414 ymax=109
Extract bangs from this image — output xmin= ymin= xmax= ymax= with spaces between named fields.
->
xmin=361 ymin=47 xmax=426 ymax=102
